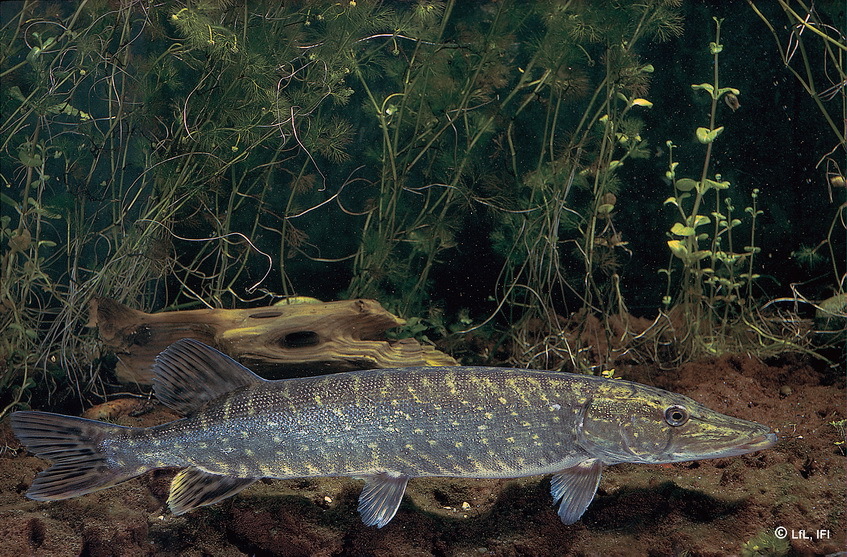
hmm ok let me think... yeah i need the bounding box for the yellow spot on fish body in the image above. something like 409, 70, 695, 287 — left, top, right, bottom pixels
484, 412, 493, 419
314, 395, 322, 405
427, 440, 437, 446
444, 372, 458, 395
498, 397, 507, 405
477, 424, 489, 431
455, 442, 463, 448
506, 437, 515, 443
413, 428, 424, 434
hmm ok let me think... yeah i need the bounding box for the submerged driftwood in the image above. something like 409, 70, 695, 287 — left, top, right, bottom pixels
89, 297, 457, 385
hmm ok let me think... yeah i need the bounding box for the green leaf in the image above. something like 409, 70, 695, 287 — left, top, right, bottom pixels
692, 83, 715, 95
702, 178, 730, 190
696, 126, 724, 144
667, 239, 689, 259
663, 196, 678, 207
716, 87, 740, 99
630, 98, 653, 108
46, 102, 91, 121
0, 193, 19, 211
709, 42, 723, 55
671, 223, 695, 236
691, 214, 711, 227
665, 162, 679, 181
675, 178, 698, 192
8, 86, 27, 103
18, 145, 43, 167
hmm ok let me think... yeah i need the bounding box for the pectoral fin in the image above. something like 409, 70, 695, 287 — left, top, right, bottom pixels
357, 472, 410, 528
168, 467, 257, 515
550, 459, 604, 525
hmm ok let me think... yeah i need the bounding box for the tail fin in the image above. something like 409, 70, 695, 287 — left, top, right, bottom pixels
11, 411, 145, 501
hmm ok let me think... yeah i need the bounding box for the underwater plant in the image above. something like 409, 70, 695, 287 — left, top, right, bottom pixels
1, 1, 841, 417
647, 17, 817, 363
748, 0, 846, 320
0, 1, 399, 415
477, 0, 681, 370
740, 529, 790, 557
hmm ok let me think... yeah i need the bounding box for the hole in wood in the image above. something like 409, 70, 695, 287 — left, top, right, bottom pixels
281, 331, 320, 348
249, 310, 284, 319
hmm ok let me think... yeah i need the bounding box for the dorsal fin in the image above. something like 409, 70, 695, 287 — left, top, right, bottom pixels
152, 338, 265, 415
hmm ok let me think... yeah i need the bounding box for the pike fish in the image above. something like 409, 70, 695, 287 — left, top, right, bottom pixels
11, 339, 777, 527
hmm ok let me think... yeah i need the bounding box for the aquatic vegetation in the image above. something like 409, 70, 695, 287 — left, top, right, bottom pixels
656, 19, 762, 360
830, 419, 847, 456
740, 529, 790, 557
0, 1, 843, 417
0, 1, 381, 413
747, 0, 846, 313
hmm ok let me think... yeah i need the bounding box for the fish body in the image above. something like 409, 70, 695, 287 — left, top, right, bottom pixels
12, 339, 776, 527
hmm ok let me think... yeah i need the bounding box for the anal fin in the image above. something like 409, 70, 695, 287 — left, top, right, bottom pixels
550, 459, 604, 525
357, 472, 410, 528
168, 467, 257, 515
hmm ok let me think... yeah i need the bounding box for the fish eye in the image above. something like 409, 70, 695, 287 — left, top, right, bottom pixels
664, 405, 689, 426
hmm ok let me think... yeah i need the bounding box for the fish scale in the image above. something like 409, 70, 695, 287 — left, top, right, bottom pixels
133, 369, 584, 480
11, 339, 777, 527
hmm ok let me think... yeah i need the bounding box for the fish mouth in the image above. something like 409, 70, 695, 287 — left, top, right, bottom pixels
667, 429, 778, 461
738, 432, 778, 451
702, 431, 778, 459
